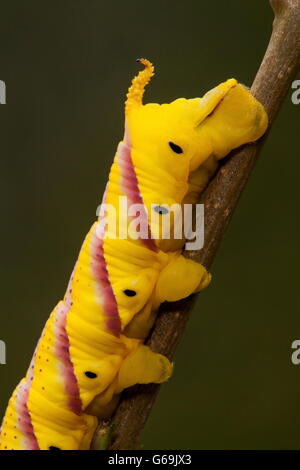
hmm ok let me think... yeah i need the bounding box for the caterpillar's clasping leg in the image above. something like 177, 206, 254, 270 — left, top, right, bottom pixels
155, 254, 211, 303
115, 344, 173, 393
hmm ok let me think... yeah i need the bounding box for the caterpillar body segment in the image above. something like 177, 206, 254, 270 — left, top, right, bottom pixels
0, 59, 268, 450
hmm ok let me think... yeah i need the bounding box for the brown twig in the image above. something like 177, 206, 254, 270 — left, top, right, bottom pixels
93, 0, 300, 450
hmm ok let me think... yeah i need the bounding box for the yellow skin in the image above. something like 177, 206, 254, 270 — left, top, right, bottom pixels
0, 60, 268, 450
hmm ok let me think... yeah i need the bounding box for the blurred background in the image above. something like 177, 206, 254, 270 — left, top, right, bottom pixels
0, 0, 299, 449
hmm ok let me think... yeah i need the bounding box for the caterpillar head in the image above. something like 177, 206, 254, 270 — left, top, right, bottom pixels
124, 59, 268, 179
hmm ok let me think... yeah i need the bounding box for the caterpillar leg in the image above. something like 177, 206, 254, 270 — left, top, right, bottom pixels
86, 380, 120, 419
115, 344, 173, 393
86, 344, 172, 418
155, 254, 211, 304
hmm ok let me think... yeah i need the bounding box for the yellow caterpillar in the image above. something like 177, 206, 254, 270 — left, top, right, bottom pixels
0, 59, 268, 450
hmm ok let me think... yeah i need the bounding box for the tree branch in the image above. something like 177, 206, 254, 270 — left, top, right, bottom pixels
93, 0, 300, 450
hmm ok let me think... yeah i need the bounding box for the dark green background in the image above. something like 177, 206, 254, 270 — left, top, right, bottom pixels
0, 0, 299, 449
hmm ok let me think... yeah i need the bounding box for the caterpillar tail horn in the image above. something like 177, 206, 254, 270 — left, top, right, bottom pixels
125, 58, 154, 114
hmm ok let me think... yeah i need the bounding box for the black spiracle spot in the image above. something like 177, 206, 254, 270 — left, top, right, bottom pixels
123, 289, 136, 297
168, 141, 183, 154
85, 371, 97, 379
49, 446, 61, 451
154, 205, 169, 215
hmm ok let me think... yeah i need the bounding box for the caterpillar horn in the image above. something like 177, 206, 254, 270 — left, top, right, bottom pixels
125, 58, 154, 114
